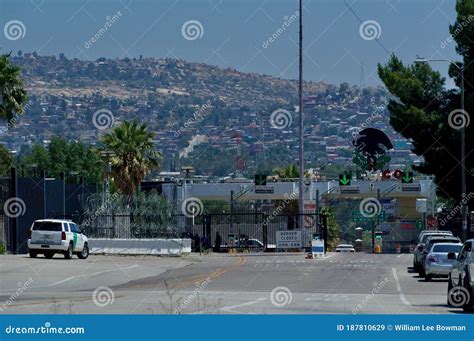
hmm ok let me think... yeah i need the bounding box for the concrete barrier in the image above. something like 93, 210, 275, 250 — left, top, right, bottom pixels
89, 238, 191, 256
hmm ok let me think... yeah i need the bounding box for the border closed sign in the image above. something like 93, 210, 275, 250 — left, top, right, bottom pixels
276, 231, 302, 248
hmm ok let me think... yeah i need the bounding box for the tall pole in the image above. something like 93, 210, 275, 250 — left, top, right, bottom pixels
461, 66, 468, 240
298, 0, 304, 230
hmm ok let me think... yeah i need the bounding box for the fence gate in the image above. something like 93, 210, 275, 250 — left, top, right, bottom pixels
205, 213, 265, 250
202, 212, 320, 252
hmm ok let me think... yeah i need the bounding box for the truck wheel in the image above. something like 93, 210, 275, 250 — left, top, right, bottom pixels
64, 243, 74, 259
29, 251, 37, 258
419, 266, 426, 277
78, 243, 89, 259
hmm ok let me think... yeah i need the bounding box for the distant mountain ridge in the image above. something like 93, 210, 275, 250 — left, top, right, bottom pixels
12, 53, 332, 105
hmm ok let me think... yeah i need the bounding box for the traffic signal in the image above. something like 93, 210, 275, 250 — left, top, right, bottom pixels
338, 173, 351, 186
401, 171, 413, 184
254, 174, 267, 186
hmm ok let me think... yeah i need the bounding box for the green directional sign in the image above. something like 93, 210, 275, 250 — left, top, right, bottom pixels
254, 174, 267, 186
401, 171, 413, 184
339, 173, 351, 186
352, 210, 386, 222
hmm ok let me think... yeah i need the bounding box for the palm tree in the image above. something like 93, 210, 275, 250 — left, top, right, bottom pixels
0, 54, 27, 124
101, 120, 161, 195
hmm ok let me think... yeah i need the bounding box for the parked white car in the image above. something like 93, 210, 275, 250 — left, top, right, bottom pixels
27, 219, 89, 259
335, 244, 355, 252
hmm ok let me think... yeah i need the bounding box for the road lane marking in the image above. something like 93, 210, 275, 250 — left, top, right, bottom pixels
220, 297, 267, 313
0, 264, 141, 292
157, 256, 246, 290
392, 267, 411, 306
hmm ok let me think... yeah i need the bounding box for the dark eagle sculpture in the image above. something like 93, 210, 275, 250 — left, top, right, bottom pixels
353, 128, 393, 171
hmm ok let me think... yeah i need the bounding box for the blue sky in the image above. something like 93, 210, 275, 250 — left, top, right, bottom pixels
0, 0, 459, 87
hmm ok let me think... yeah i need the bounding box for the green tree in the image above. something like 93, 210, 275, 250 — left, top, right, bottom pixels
0, 144, 13, 176
20, 144, 50, 176
0, 54, 28, 124
48, 138, 68, 177
321, 207, 340, 250
377, 1, 473, 202
101, 120, 161, 195
273, 164, 299, 179
19, 139, 102, 184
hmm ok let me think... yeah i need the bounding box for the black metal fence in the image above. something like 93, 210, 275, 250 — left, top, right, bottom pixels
1, 169, 97, 254
79, 211, 320, 253
80, 213, 187, 239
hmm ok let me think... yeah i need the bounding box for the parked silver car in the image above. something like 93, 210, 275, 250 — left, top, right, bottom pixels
418, 235, 461, 277
413, 230, 453, 271
423, 242, 462, 281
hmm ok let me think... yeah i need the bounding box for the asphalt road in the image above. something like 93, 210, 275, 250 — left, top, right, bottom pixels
0, 252, 465, 314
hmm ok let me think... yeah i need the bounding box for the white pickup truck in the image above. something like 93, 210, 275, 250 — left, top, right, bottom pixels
27, 219, 89, 259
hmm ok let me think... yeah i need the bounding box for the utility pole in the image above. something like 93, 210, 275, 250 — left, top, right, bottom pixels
298, 0, 305, 230
315, 189, 319, 231
460, 65, 468, 240
230, 190, 234, 232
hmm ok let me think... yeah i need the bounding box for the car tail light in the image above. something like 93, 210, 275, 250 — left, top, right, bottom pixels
61, 231, 66, 240
28, 230, 31, 239
427, 255, 438, 263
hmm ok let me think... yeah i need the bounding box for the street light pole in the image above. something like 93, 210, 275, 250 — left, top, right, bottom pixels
460, 65, 468, 239
415, 58, 468, 239
298, 0, 305, 230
